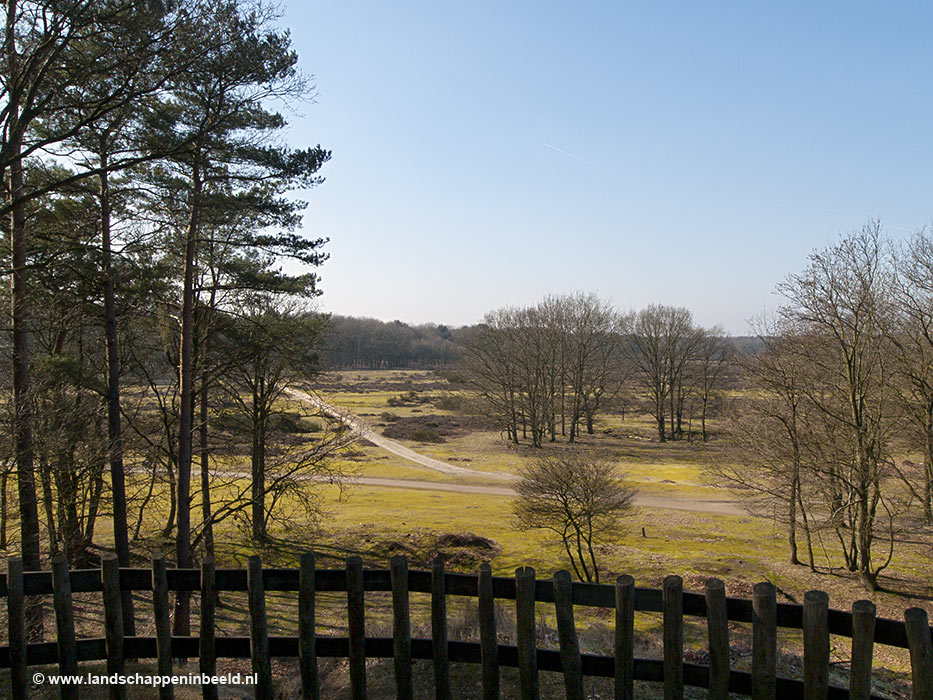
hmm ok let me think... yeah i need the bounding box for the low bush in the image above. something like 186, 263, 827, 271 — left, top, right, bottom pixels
407, 427, 443, 443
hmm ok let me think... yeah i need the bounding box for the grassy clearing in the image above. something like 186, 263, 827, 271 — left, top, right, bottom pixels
1, 368, 927, 699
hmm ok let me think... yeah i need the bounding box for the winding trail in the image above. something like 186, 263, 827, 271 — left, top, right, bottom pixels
286, 387, 509, 478
286, 386, 745, 516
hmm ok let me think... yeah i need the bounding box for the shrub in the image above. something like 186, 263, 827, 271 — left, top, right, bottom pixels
407, 427, 443, 443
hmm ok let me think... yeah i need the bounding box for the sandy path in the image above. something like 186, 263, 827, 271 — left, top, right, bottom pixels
351, 476, 744, 515
285, 387, 510, 479
287, 386, 744, 516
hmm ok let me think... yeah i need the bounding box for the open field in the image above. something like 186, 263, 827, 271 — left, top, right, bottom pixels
2, 368, 930, 699
299, 370, 933, 617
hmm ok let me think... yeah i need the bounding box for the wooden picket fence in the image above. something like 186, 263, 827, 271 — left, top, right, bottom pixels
1, 552, 932, 700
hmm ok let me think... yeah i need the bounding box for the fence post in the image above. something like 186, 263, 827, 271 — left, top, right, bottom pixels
151, 553, 174, 700
849, 600, 876, 700
553, 570, 584, 700
7, 557, 27, 700
51, 554, 79, 700
431, 557, 451, 700
390, 555, 413, 700
752, 581, 777, 700
478, 562, 500, 700
299, 552, 319, 700
663, 575, 684, 700
346, 556, 367, 700
705, 577, 729, 700
515, 566, 539, 700
101, 554, 127, 700
803, 590, 829, 700
615, 574, 635, 700
199, 557, 218, 700
247, 556, 273, 700
905, 607, 933, 700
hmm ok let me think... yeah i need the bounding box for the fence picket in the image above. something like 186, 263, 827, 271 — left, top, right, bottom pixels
431, 557, 451, 700
663, 575, 684, 700
515, 566, 539, 700
247, 556, 273, 700
553, 570, 585, 700
390, 555, 413, 700
478, 562, 500, 700
803, 590, 830, 700
346, 556, 367, 700
150, 553, 174, 700
199, 557, 218, 700
51, 554, 78, 700
614, 574, 635, 700
850, 600, 876, 700
752, 581, 777, 700
6, 557, 27, 700
905, 607, 933, 700
299, 552, 319, 700
705, 577, 729, 700
101, 554, 126, 700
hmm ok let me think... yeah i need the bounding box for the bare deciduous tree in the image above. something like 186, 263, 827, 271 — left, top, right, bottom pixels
511, 451, 636, 582
777, 223, 897, 590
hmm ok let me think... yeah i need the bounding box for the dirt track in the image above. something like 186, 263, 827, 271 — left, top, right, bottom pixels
287, 386, 745, 516
351, 476, 744, 515
286, 387, 509, 478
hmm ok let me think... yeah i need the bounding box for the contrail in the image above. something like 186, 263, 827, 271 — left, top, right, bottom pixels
543, 142, 617, 177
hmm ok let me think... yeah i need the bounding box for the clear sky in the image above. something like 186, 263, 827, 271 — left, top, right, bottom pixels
280, 2, 933, 333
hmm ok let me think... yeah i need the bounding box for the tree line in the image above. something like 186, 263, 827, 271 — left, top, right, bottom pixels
460, 293, 731, 447
321, 316, 460, 369
1, 0, 345, 636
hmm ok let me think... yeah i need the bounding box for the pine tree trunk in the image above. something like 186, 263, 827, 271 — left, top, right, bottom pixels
174, 164, 201, 636
7, 97, 43, 636
99, 146, 136, 632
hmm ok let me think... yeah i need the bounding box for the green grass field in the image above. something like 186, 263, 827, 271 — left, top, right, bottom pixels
1, 368, 928, 699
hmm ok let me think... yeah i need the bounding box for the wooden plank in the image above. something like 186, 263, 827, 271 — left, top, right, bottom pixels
752, 581, 777, 700
705, 577, 729, 700
614, 574, 634, 700
390, 555, 413, 700
7, 558, 28, 700
553, 570, 584, 700
850, 600, 876, 700
247, 556, 273, 700
299, 552, 319, 700
151, 553, 174, 700
101, 554, 127, 700
515, 566, 539, 700
51, 553, 79, 700
346, 556, 367, 700
663, 575, 684, 700
803, 590, 829, 700
478, 562, 500, 700
431, 557, 451, 700
199, 557, 218, 700
905, 607, 933, 700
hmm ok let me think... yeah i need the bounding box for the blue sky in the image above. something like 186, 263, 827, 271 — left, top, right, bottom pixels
280, 2, 933, 333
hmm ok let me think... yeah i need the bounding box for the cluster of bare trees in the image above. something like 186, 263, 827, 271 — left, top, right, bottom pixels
626, 305, 730, 442
463, 294, 730, 446
719, 222, 933, 590
1, 0, 348, 635
462, 294, 626, 447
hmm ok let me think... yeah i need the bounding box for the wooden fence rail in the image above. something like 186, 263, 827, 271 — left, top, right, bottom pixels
1, 553, 932, 700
